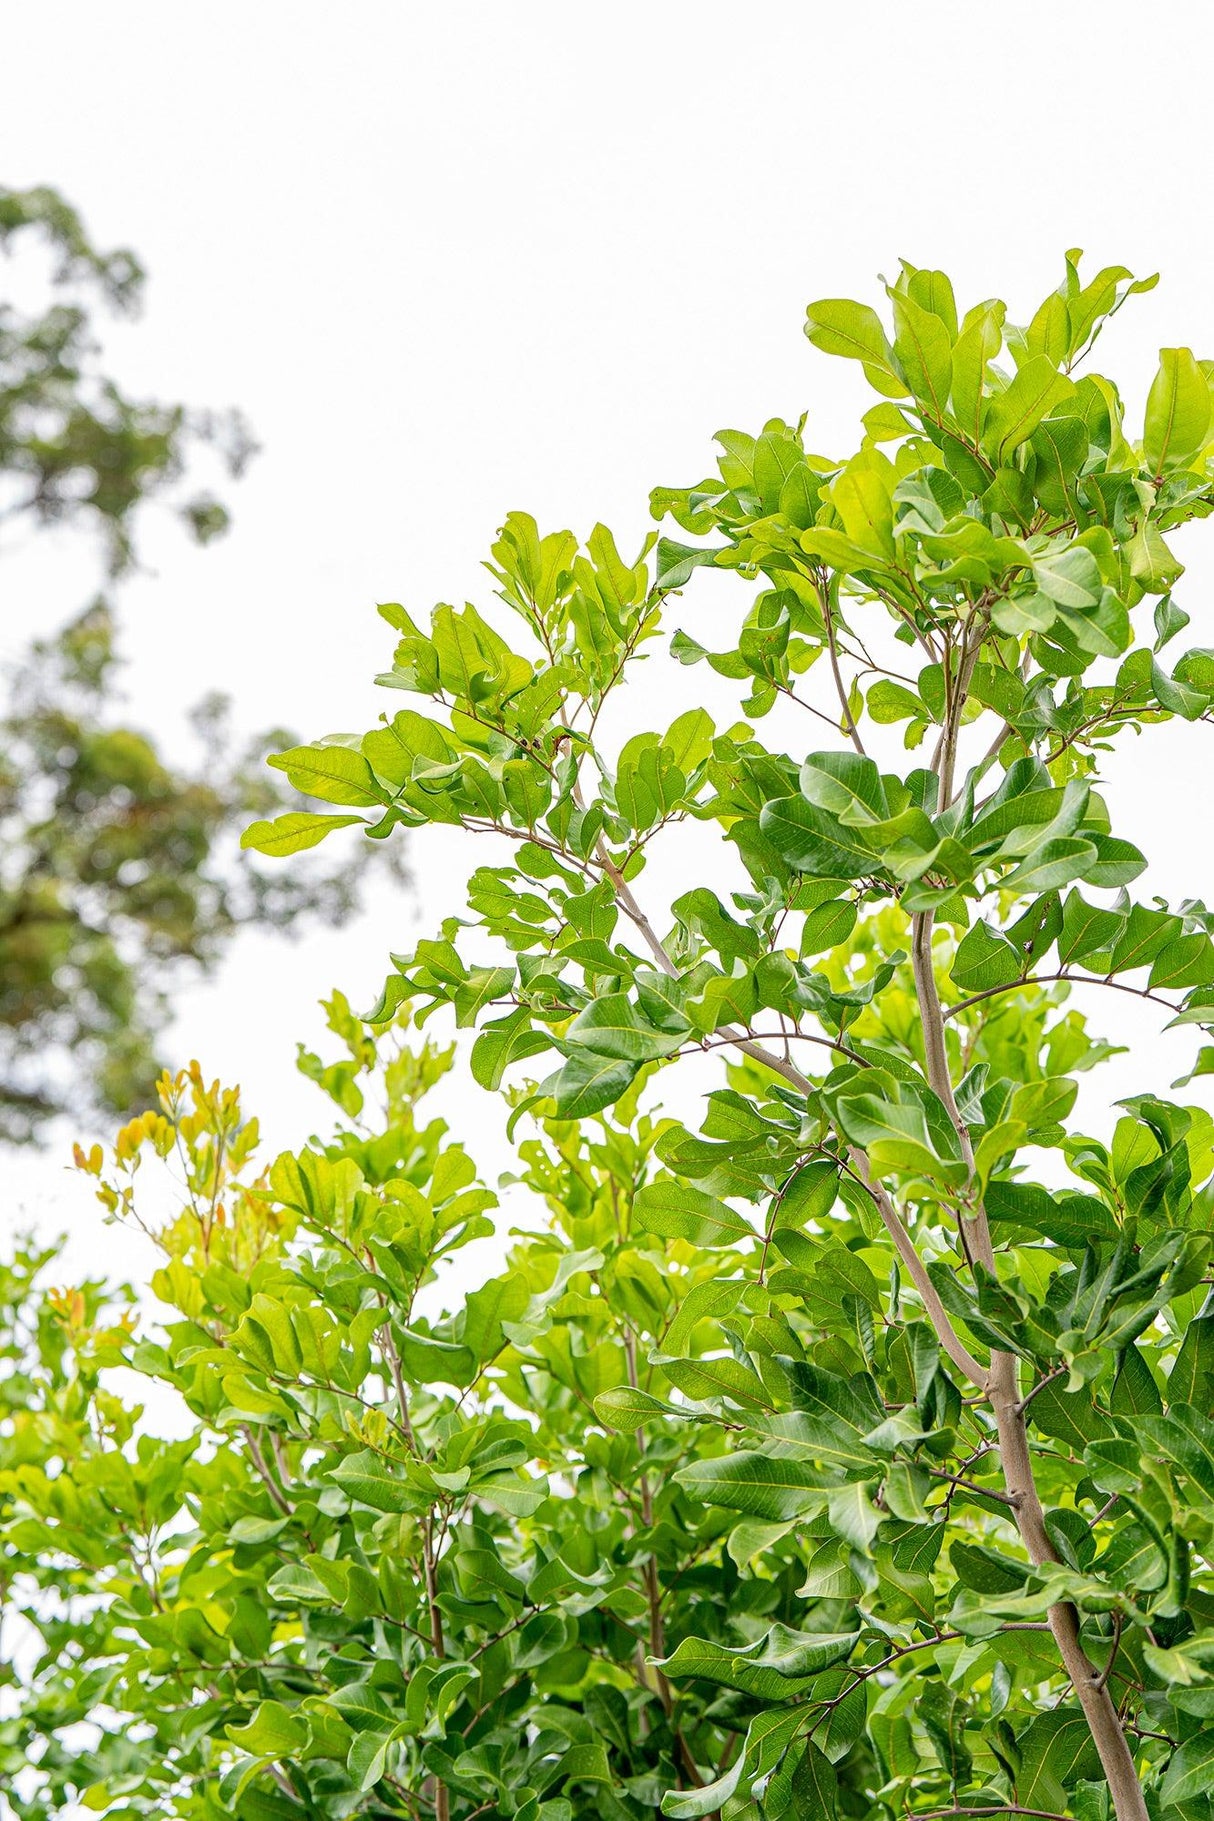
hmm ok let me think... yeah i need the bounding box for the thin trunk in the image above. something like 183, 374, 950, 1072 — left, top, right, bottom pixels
911, 646, 1146, 1817
423, 1514, 449, 1821
624, 1328, 674, 1717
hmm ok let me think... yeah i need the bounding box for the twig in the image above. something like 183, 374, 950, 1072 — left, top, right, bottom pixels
1094, 1612, 1124, 1692
927, 1467, 1019, 1507
241, 1426, 292, 1516
910, 1809, 1070, 1820
1016, 1366, 1066, 1417
819, 572, 866, 755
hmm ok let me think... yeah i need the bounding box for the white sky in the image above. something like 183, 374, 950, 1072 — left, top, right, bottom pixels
3, 1, 1214, 1301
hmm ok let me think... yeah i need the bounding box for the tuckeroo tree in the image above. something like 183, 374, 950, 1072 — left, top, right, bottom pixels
6, 252, 1214, 1820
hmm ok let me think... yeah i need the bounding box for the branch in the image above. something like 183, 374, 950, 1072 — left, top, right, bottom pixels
422, 1510, 449, 1821
1016, 1366, 1066, 1416
928, 1467, 1019, 1507
844, 1151, 987, 1390
1094, 1611, 1124, 1692
241, 1426, 292, 1516
691, 1028, 864, 1066
819, 571, 866, 755
910, 1809, 1071, 1820
944, 970, 1180, 1022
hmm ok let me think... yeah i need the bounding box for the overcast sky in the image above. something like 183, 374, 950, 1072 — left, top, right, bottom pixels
4, 2, 1214, 1298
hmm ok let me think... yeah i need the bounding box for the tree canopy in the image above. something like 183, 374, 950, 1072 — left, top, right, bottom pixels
7, 252, 1214, 1819
0, 186, 399, 1140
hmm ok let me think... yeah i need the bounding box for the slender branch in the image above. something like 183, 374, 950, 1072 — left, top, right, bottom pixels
1095, 1612, 1124, 1692
845, 1151, 987, 1390
591, 839, 679, 979
944, 971, 1179, 1022
1016, 1366, 1066, 1417
910, 1809, 1070, 1820
579, 709, 1139, 1811
623, 1328, 674, 1719
423, 1510, 450, 1821
592, 836, 841, 1101
927, 1467, 1019, 1507
241, 1426, 292, 1516
817, 569, 866, 755
379, 1314, 418, 1454
691, 1027, 864, 1066
778, 680, 850, 733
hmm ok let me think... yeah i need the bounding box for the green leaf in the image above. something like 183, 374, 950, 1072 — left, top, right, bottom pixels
328, 1450, 418, 1513
826, 1480, 881, 1550
951, 1540, 1029, 1594
984, 354, 1071, 458
559, 1743, 613, 1789
241, 811, 364, 856
632, 1179, 755, 1248
462, 1273, 530, 1361
1139, 1405, 1214, 1496
661, 1761, 743, 1818
267, 742, 386, 807
866, 679, 924, 724
565, 993, 683, 1062
1150, 934, 1214, 991
1170, 1307, 1214, 1407
470, 1007, 550, 1091
226, 1700, 310, 1756
661, 1286, 747, 1364
891, 290, 953, 420
1059, 892, 1125, 967
654, 1351, 775, 1410
674, 1452, 834, 1522
798, 751, 888, 822
543, 1051, 640, 1118
656, 1624, 858, 1700
265, 1562, 332, 1603
759, 795, 878, 879
1143, 347, 1211, 474
787, 1739, 839, 1819
951, 920, 1021, 994
1033, 544, 1103, 610
592, 1386, 683, 1430
800, 898, 857, 955
804, 297, 906, 396
1160, 1728, 1214, 1806
655, 538, 718, 591
999, 836, 1098, 893
834, 1084, 965, 1184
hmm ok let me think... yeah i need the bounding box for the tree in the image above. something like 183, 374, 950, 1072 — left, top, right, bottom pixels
0, 187, 399, 1140
6, 251, 1214, 1818
0, 183, 251, 566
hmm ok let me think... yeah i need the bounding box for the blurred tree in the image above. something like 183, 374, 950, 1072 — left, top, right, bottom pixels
0, 186, 401, 1142
0, 183, 253, 566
